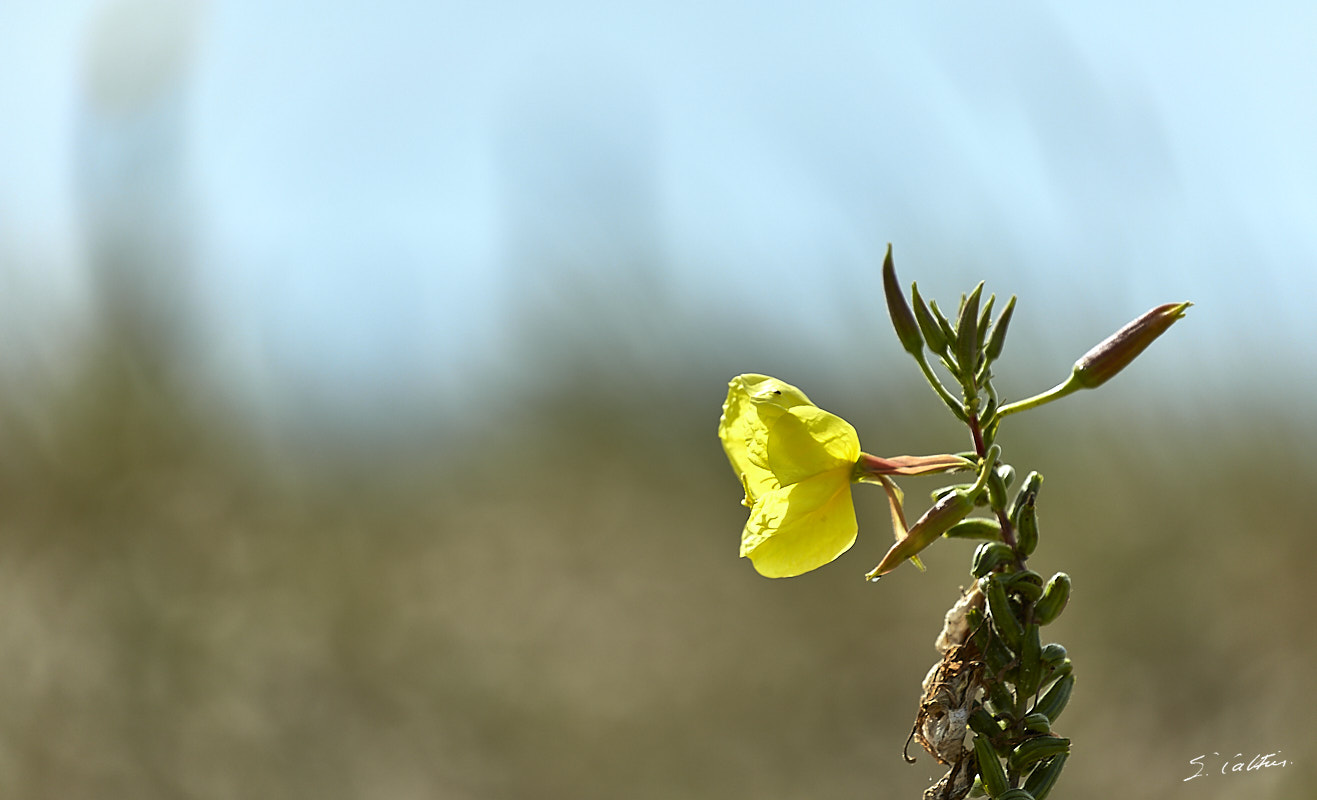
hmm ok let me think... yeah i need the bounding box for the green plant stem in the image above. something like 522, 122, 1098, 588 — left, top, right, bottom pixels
913, 351, 968, 422
996, 374, 1082, 418
968, 411, 1018, 553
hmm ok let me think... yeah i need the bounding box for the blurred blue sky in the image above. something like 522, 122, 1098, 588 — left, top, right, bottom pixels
2, 0, 1315, 427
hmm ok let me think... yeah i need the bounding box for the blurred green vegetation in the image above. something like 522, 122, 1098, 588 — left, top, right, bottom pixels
0, 317, 1313, 800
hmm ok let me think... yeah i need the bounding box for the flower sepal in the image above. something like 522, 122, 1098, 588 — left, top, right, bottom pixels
865, 446, 998, 580
854, 453, 974, 480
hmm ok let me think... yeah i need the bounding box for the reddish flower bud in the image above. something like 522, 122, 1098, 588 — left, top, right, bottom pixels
866, 488, 975, 579
1071, 302, 1191, 389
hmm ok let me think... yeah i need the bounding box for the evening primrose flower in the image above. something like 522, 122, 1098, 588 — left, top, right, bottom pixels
719, 374, 970, 578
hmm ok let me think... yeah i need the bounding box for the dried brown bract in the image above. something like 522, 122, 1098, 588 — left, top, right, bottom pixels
906, 585, 986, 799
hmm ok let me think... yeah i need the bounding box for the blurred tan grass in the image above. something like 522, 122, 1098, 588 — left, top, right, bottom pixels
0, 333, 1313, 800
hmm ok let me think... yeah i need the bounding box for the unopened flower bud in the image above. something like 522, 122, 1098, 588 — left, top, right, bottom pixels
911, 283, 947, 355
984, 295, 1016, 363
997, 301, 1192, 419
954, 282, 984, 376
866, 487, 975, 579
867, 446, 996, 579
1071, 302, 1192, 389
882, 244, 924, 356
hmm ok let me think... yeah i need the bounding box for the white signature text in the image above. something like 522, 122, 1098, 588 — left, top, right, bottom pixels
1184, 751, 1290, 782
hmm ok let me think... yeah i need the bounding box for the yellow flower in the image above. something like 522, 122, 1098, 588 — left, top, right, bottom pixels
719, 374, 975, 579
718, 374, 861, 578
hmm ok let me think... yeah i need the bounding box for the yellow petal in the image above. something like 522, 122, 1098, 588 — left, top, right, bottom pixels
740, 468, 857, 578
718, 374, 815, 502
764, 405, 861, 487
